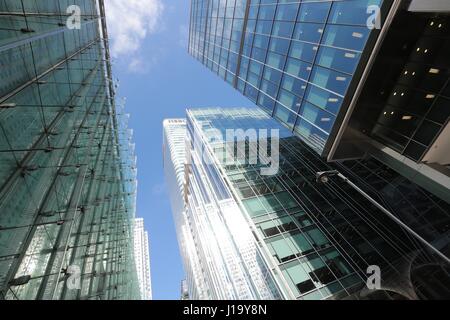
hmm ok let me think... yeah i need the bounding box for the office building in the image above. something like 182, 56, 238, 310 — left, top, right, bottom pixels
0, 0, 141, 299
165, 107, 450, 299
134, 218, 152, 300
188, 0, 450, 203
164, 117, 283, 300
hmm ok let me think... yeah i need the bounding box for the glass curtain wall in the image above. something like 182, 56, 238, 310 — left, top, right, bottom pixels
187, 107, 450, 300
0, 0, 140, 300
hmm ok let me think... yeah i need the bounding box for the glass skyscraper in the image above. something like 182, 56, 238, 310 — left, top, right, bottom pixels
164, 108, 450, 300
189, 0, 391, 154
188, 0, 450, 161
187, 0, 450, 296
0, 1, 141, 300
164, 118, 283, 300
188, 0, 449, 201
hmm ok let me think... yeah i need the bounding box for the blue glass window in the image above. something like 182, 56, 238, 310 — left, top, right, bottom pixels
258, 93, 276, 113
256, 20, 273, 35
258, 4, 277, 20
269, 37, 290, 56
263, 66, 282, 84
304, 86, 342, 115
252, 47, 267, 62
285, 57, 312, 80
289, 41, 317, 62
293, 23, 323, 44
328, 0, 383, 26
254, 34, 270, 50
274, 104, 297, 129
275, 4, 299, 21
299, 102, 336, 133
322, 25, 370, 51
278, 89, 301, 111
266, 51, 286, 69
294, 118, 329, 151
310, 66, 351, 96
298, 2, 332, 23
261, 79, 279, 98
281, 74, 307, 100
272, 21, 294, 38
316, 47, 361, 75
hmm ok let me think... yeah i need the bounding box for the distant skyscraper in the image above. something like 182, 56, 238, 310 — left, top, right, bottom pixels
0, 0, 141, 299
188, 0, 450, 204
134, 218, 152, 300
165, 107, 450, 300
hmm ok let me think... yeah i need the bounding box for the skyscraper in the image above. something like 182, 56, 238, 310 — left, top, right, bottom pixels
164, 118, 283, 300
165, 107, 450, 300
188, 0, 450, 203
187, 0, 450, 293
134, 218, 152, 300
0, 1, 141, 299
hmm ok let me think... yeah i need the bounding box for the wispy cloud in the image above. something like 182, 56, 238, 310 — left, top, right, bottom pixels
105, 0, 164, 71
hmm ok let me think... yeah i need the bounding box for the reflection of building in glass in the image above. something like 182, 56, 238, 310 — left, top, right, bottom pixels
0, 1, 141, 299
188, 0, 450, 209
165, 107, 450, 300
134, 218, 152, 300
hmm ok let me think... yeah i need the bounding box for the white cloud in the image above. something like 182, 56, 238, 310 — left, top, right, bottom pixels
105, 0, 164, 70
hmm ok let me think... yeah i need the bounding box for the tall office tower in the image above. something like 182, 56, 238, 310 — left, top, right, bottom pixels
164, 118, 283, 300
166, 107, 450, 300
0, 1, 141, 299
180, 280, 190, 300
133, 218, 152, 300
188, 0, 450, 285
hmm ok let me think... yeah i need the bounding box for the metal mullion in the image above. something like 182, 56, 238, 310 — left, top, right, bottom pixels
84, 134, 116, 299
0, 60, 101, 208
37, 88, 108, 300
233, 0, 251, 88
281, 137, 411, 273
0, 82, 101, 297
59, 117, 111, 299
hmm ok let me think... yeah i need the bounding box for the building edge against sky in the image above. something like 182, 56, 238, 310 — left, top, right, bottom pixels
0, 0, 150, 300
163, 108, 450, 300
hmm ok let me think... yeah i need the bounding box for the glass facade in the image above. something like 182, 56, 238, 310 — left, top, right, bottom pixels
164, 118, 283, 300
170, 107, 450, 300
0, 1, 141, 300
188, 0, 393, 154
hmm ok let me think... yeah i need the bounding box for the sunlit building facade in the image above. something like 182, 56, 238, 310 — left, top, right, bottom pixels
188, 0, 450, 205
0, 0, 141, 300
134, 218, 152, 300
166, 107, 450, 300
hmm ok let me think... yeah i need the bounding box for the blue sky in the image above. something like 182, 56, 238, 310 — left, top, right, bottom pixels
105, 1, 254, 299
